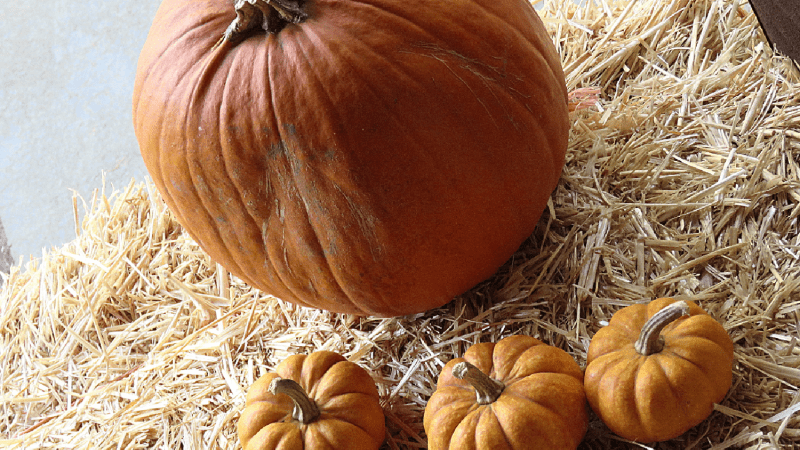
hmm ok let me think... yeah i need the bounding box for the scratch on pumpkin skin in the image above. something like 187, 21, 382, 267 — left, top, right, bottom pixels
262, 143, 340, 305
417, 51, 498, 129
195, 174, 211, 194
333, 184, 382, 263
281, 228, 292, 277
410, 43, 532, 132
261, 156, 293, 295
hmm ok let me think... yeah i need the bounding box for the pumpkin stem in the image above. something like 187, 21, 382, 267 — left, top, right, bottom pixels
634, 300, 691, 355
223, 0, 307, 42
268, 377, 321, 425
452, 361, 505, 405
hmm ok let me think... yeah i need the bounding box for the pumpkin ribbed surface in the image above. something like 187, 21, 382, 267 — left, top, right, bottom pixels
237, 351, 385, 449
584, 298, 735, 442
133, 0, 568, 315
423, 335, 588, 449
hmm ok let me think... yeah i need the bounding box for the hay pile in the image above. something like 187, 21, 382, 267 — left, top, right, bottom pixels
2, 0, 800, 448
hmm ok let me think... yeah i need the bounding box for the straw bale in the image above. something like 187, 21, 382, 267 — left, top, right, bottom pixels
2, 0, 800, 448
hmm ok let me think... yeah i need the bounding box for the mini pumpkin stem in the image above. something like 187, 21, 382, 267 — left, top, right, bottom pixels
268, 377, 321, 424
223, 0, 307, 42
452, 361, 505, 405
634, 300, 691, 355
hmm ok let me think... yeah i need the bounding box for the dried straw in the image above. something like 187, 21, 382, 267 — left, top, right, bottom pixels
2, 0, 800, 448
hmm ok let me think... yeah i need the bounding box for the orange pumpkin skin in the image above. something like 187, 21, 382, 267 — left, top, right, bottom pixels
584, 298, 735, 443
132, 0, 569, 316
237, 351, 385, 449
423, 335, 588, 450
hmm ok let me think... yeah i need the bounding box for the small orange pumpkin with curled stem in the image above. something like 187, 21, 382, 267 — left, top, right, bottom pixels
237, 351, 385, 449
584, 298, 735, 443
423, 335, 588, 449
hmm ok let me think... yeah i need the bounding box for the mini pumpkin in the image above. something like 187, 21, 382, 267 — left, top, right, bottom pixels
584, 298, 735, 443
133, 0, 569, 316
423, 335, 588, 449
237, 351, 385, 449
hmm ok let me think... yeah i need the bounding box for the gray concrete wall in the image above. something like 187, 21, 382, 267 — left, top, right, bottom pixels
0, 217, 12, 277
0, 0, 162, 265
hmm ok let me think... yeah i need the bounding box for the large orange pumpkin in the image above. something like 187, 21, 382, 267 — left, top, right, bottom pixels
133, 0, 569, 316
